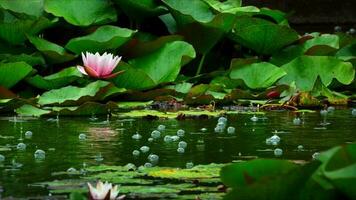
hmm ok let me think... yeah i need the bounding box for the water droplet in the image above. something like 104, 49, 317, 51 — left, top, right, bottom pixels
164, 135, 173, 142
274, 148, 283, 157
16, 143, 26, 150
78, 133, 87, 140
132, 150, 140, 156
25, 131, 33, 138
218, 117, 227, 124
312, 152, 320, 160
186, 162, 194, 169
266, 134, 280, 145
200, 128, 207, 132
177, 129, 185, 137
293, 117, 301, 125
178, 141, 187, 149
320, 110, 328, 116
171, 135, 180, 141
144, 162, 153, 168
94, 153, 104, 162
227, 126, 235, 134
327, 106, 335, 112
177, 147, 185, 153
148, 154, 159, 163
217, 122, 226, 129
125, 163, 136, 171
0, 154, 5, 162
352, 109, 356, 116
151, 130, 161, 139
148, 137, 154, 142
140, 146, 150, 153
157, 124, 166, 131
132, 133, 142, 140
34, 149, 46, 160
214, 126, 223, 133
334, 25, 342, 32
297, 145, 304, 151
250, 115, 258, 122
67, 167, 77, 173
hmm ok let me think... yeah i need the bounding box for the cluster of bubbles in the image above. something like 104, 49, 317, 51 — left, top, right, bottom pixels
334, 26, 355, 35
213, 117, 235, 134
266, 134, 281, 146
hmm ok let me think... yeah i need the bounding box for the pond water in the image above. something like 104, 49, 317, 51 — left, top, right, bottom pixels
0, 109, 355, 198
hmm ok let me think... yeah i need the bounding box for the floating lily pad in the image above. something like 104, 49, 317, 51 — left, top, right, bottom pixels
0, 0, 44, 18
15, 104, 51, 117
0, 62, 33, 88
65, 25, 137, 54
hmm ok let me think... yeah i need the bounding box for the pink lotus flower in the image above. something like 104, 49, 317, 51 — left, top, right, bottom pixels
77, 52, 124, 79
88, 180, 125, 200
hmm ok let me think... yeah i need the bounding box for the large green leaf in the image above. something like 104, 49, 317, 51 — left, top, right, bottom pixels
279, 56, 355, 91
230, 62, 286, 89
112, 0, 167, 21
44, 0, 117, 26
229, 16, 299, 55
0, 53, 45, 67
0, 15, 55, 45
0, 62, 32, 88
112, 41, 195, 90
28, 36, 76, 64
65, 25, 137, 54
203, 0, 259, 15
26, 67, 82, 90
37, 80, 110, 105
0, 0, 44, 18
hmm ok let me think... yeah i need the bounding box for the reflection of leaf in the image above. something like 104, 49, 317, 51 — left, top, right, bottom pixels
26, 67, 82, 90
65, 25, 137, 54
28, 36, 76, 64
229, 16, 299, 55
44, 0, 117, 26
37, 80, 110, 105
279, 56, 355, 91
230, 62, 286, 89
0, 62, 32, 88
112, 41, 195, 90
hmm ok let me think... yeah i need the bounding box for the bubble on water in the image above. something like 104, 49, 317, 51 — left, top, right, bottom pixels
78, 133, 87, 140
164, 135, 173, 143
140, 146, 150, 153
34, 149, 46, 160
67, 167, 77, 173
312, 152, 320, 160
157, 124, 166, 131
214, 126, 223, 133
94, 153, 104, 162
132, 150, 140, 156
125, 163, 136, 171
178, 141, 187, 149
200, 128, 207, 132
293, 117, 301, 125
186, 162, 194, 169
266, 134, 280, 145
144, 162, 153, 168
171, 135, 180, 141
227, 126, 235, 134
177, 129, 185, 137
217, 122, 226, 129
138, 165, 145, 171
218, 117, 227, 124
132, 133, 142, 140
0, 154, 5, 162
16, 143, 26, 150
327, 106, 335, 112
334, 26, 342, 32
274, 148, 283, 157
250, 115, 258, 122
297, 145, 304, 151
25, 131, 33, 138
148, 154, 159, 163
349, 28, 355, 35
320, 110, 328, 116
148, 137, 154, 142
352, 109, 356, 116
177, 147, 185, 153
151, 130, 161, 139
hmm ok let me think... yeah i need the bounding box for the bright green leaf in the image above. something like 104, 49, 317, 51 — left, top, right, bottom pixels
0, 62, 32, 88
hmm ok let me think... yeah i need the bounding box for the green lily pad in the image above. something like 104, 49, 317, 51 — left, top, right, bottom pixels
112, 41, 195, 90
229, 16, 299, 55
44, 0, 117, 26
113, 0, 167, 21
117, 109, 225, 119
279, 56, 355, 91
15, 104, 51, 117
230, 62, 286, 89
65, 25, 137, 54
26, 67, 82, 90
117, 101, 154, 109
0, 0, 44, 18
37, 80, 110, 106
27, 36, 76, 64
0, 62, 33, 88
0, 53, 45, 68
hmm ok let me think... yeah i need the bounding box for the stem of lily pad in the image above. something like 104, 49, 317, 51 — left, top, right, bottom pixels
196, 54, 206, 76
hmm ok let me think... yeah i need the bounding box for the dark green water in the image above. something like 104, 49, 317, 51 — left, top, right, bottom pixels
0, 109, 355, 198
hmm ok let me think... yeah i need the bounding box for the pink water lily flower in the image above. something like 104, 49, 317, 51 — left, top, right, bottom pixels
88, 180, 125, 200
77, 52, 124, 79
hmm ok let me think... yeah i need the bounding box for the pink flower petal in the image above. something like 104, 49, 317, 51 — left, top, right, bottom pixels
76, 65, 88, 75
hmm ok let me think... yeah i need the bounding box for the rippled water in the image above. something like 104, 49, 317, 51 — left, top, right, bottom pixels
0, 109, 355, 198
